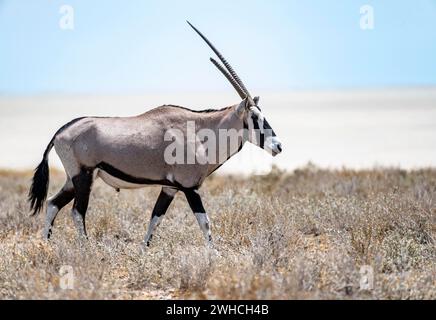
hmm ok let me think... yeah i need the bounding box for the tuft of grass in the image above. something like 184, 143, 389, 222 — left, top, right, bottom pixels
0, 166, 434, 299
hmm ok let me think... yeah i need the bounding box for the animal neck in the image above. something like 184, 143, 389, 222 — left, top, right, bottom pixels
199, 104, 246, 176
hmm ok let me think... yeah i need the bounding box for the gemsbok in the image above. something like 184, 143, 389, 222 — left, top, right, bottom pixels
28, 21, 283, 246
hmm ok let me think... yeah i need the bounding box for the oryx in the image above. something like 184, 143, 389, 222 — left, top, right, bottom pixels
28, 21, 282, 246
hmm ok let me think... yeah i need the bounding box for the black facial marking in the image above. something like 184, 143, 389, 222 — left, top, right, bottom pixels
251, 114, 265, 148
262, 118, 276, 136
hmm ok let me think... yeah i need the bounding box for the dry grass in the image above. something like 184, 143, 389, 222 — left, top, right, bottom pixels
0, 165, 435, 299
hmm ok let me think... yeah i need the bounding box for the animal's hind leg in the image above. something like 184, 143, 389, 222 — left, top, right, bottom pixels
71, 168, 94, 239
43, 178, 75, 240
144, 187, 178, 246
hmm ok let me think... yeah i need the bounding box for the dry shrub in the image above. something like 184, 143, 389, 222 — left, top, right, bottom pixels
0, 166, 434, 299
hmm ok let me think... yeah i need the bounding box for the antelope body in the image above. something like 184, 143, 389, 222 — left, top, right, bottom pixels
28, 22, 282, 246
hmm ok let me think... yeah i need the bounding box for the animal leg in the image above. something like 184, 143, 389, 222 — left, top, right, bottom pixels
71, 168, 94, 239
144, 187, 177, 246
43, 178, 75, 239
184, 189, 212, 246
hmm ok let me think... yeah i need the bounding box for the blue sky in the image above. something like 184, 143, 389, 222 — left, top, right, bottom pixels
1, 0, 436, 95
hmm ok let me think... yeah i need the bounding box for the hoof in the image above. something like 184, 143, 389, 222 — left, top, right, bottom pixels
42, 229, 52, 241
139, 243, 149, 254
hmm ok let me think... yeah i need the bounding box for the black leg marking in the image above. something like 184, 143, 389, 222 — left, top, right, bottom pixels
184, 189, 212, 244
44, 182, 75, 239
144, 188, 177, 246
184, 189, 205, 213
71, 168, 94, 238
153, 189, 175, 218
51, 185, 75, 210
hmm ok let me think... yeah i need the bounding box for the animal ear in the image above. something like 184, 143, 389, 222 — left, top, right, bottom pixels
253, 96, 260, 105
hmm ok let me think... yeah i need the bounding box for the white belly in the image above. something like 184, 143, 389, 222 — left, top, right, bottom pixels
97, 170, 147, 189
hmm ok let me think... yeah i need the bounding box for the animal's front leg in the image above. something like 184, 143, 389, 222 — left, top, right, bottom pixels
184, 189, 212, 246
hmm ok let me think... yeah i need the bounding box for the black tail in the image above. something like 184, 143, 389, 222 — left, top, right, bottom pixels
28, 117, 87, 216
28, 140, 54, 216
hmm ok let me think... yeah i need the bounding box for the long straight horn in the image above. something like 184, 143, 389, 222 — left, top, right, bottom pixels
187, 21, 252, 100
210, 58, 246, 99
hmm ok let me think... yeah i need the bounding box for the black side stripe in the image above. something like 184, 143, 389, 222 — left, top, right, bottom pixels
96, 162, 195, 191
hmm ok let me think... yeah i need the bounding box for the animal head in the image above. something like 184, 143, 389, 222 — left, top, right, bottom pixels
237, 97, 282, 156
188, 21, 283, 157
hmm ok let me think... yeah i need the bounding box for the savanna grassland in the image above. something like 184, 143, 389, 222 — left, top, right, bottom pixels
0, 165, 434, 299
